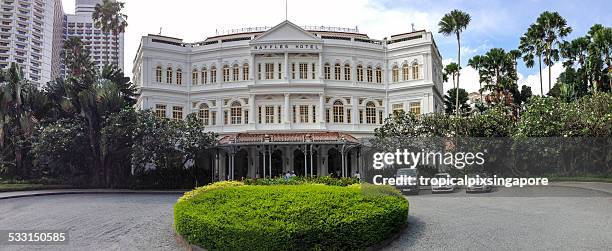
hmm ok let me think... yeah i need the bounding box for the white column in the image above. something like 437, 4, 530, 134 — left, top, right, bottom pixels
217, 59, 223, 84
284, 52, 289, 81
351, 96, 357, 125
284, 93, 290, 124
249, 94, 255, 124
318, 53, 323, 80
216, 97, 223, 125
250, 54, 255, 81
318, 93, 325, 123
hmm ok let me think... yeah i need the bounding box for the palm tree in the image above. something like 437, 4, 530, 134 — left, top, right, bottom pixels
467, 55, 484, 101
535, 11, 572, 91
444, 63, 460, 89
508, 49, 521, 86
439, 9, 471, 116
519, 24, 546, 95
52, 38, 135, 187
591, 27, 612, 91
0, 63, 35, 177
560, 37, 591, 92
469, 48, 517, 106
92, 0, 128, 67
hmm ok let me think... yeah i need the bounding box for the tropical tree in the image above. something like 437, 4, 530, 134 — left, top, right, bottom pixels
47, 38, 136, 187
560, 36, 591, 94
439, 9, 471, 116
589, 26, 612, 91
443, 63, 460, 89
468, 48, 518, 106
92, 0, 128, 67
535, 11, 573, 91
443, 88, 470, 115
520, 24, 546, 95
0, 63, 49, 178
508, 49, 522, 86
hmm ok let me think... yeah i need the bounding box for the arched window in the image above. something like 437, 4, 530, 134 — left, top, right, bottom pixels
402, 64, 409, 81
166, 67, 173, 83
366, 66, 373, 82
192, 69, 198, 85
344, 64, 351, 81
242, 63, 249, 81
155, 66, 162, 82
334, 63, 341, 80
223, 65, 230, 82
176, 69, 182, 85
356, 65, 364, 82
230, 101, 242, 124
412, 62, 419, 79
392, 65, 399, 82
333, 100, 344, 123
198, 104, 210, 125
232, 64, 239, 81
201, 67, 208, 84
323, 63, 331, 80
375, 66, 382, 83
366, 101, 376, 124
210, 66, 217, 83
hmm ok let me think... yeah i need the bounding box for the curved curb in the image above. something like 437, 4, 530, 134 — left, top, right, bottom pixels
366, 223, 409, 251
174, 230, 207, 251
0, 190, 186, 200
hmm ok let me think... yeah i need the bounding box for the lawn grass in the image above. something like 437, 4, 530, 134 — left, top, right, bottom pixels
0, 183, 71, 192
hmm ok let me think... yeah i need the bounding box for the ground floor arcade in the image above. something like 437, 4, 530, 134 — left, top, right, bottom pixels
214, 132, 363, 180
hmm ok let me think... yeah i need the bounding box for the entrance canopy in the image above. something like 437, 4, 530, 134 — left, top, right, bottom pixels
218, 132, 360, 146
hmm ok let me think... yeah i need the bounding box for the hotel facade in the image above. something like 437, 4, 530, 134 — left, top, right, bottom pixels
132, 21, 444, 181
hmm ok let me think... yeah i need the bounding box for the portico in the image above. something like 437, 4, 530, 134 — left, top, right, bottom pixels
215, 132, 361, 180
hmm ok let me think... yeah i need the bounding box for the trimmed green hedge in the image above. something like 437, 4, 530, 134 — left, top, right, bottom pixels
243, 176, 359, 186
174, 182, 408, 250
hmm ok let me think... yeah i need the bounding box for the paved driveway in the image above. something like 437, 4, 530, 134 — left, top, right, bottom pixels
0, 186, 610, 251
0, 194, 182, 251
384, 186, 612, 250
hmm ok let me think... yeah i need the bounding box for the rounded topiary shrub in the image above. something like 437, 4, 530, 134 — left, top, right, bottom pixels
174, 182, 408, 250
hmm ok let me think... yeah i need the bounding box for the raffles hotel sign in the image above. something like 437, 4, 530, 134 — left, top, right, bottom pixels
251, 43, 322, 52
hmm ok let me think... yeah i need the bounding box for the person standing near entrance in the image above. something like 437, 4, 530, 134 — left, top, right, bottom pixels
354, 171, 361, 181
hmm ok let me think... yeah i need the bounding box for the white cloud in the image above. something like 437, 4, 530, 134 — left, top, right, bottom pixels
441, 59, 482, 95
518, 63, 564, 96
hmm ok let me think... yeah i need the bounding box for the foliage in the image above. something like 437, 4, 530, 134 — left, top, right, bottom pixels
0, 63, 50, 178
243, 176, 359, 187
92, 0, 128, 36
31, 118, 94, 186
130, 111, 217, 189
443, 88, 470, 115
516, 93, 612, 137
174, 183, 408, 251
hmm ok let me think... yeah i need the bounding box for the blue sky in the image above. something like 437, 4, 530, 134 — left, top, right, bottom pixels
62, 0, 610, 94
374, 0, 611, 74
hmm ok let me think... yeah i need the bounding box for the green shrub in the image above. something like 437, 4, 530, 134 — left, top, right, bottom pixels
174, 183, 408, 250
243, 176, 359, 187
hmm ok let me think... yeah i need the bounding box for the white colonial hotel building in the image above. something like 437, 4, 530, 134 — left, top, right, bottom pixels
132, 21, 444, 181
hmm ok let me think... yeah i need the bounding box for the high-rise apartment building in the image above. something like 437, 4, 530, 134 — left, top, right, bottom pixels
65, 0, 125, 71
0, 0, 64, 85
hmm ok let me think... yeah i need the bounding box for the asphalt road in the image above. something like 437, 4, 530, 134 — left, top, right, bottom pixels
0, 186, 610, 251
